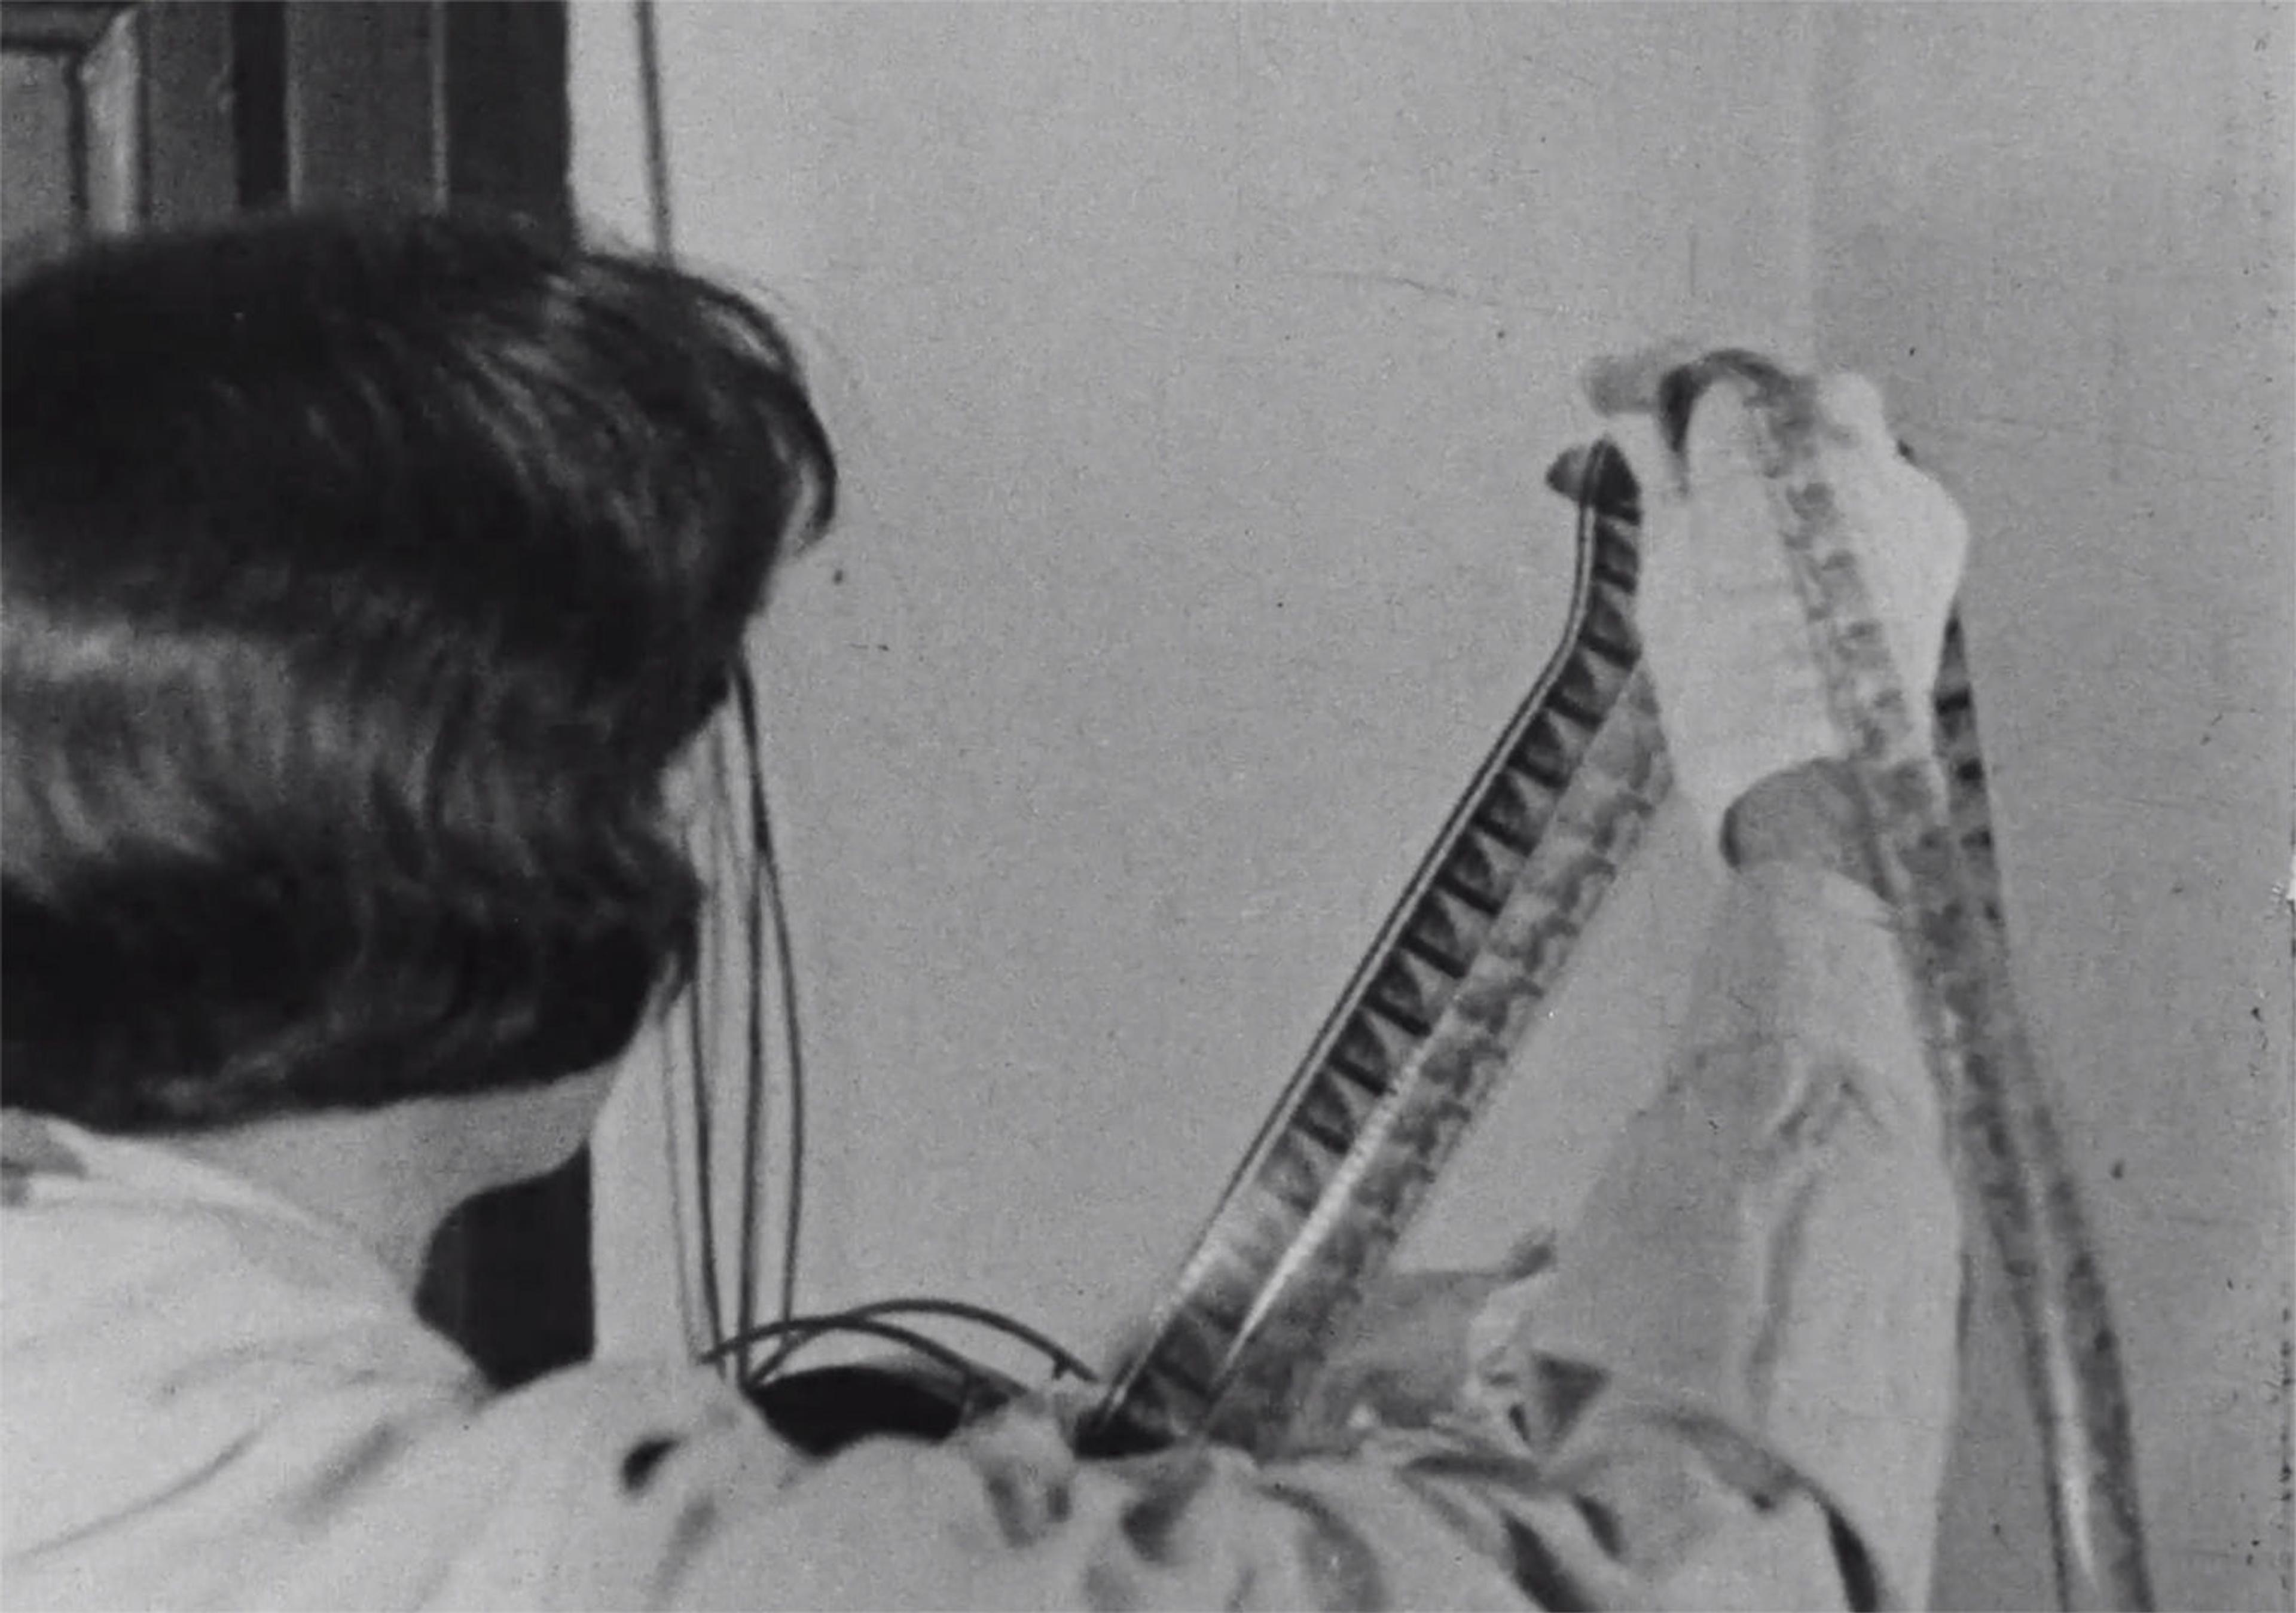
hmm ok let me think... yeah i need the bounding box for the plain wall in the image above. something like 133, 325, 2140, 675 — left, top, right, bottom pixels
571, 5, 2294, 1606
1810, 7, 2294, 1607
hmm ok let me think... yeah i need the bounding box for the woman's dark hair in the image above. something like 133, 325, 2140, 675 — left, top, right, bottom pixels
1, 212, 836, 1132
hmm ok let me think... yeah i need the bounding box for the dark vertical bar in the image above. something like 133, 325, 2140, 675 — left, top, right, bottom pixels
62, 47, 91, 228
230, 0, 287, 210
280, 0, 438, 210
141, 1, 240, 228
441, 0, 569, 234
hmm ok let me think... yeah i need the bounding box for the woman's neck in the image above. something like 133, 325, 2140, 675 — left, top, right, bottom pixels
166, 1071, 613, 1288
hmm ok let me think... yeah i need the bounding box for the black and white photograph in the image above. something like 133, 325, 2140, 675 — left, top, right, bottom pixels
2, 4, 2289, 1608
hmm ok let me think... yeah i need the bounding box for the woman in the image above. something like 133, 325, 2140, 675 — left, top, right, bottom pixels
2, 213, 1965, 1609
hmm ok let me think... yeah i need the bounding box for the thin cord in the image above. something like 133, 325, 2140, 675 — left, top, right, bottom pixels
719, 699, 754, 1377
703, 1297, 1100, 1384
638, 0, 731, 1367
729, 1317, 1008, 1392
636, 0, 799, 1376
832, 1298, 1095, 1381
634, 0, 674, 264
682, 860, 729, 1357
631, 0, 1084, 1406
651, 958, 705, 1351
729, 717, 765, 1380
734, 661, 808, 1328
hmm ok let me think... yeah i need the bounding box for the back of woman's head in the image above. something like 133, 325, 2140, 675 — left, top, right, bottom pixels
2, 212, 836, 1132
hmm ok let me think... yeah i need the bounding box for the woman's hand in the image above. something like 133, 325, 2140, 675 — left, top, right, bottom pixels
1583, 346, 1970, 862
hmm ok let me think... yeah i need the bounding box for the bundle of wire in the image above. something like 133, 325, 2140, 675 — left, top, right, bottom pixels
636, 0, 1092, 1430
